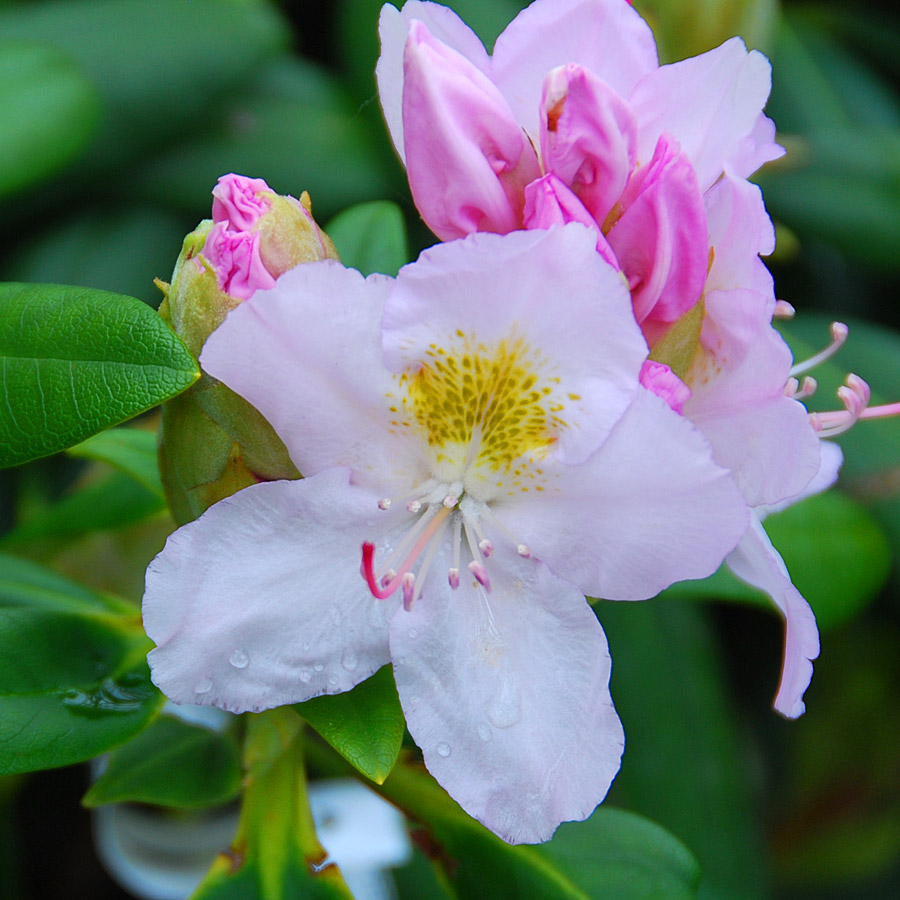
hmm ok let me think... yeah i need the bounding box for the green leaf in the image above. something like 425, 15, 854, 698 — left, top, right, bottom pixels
0, 556, 162, 775
317, 748, 699, 900
0, 41, 100, 197
0, 0, 288, 175
297, 665, 404, 785
192, 709, 354, 900
68, 427, 162, 497
83, 714, 241, 809
598, 601, 770, 900
326, 201, 409, 277
0, 283, 199, 469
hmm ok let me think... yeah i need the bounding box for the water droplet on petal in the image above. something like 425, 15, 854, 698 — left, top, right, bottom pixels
436, 742, 451, 758
194, 678, 212, 695
477, 722, 492, 742
408, 628, 418, 639
329, 675, 338, 686
313, 662, 325, 673
341, 648, 358, 672
486, 678, 521, 729
229, 649, 249, 669
299, 669, 312, 683
302, 642, 311, 652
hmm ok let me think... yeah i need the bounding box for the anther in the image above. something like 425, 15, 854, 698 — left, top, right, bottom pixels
406, 499, 422, 513
774, 300, 795, 319
478, 538, 494, 558
784, 376, 817, 400
468, 560, 492, 592
516, 544, 532, 559
790, 321, 849, 377
401, 573, 417, 610
448, 568, 460, 589
377, 498, 391, 511
442, 494, 459, 508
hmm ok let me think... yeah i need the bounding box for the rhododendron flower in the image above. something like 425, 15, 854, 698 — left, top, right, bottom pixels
377, 0, 783, 344
144, 225, 748, 844
377, 0, 830, 718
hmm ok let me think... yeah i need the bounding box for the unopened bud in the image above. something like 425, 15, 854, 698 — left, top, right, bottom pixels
157, 174, 338, 524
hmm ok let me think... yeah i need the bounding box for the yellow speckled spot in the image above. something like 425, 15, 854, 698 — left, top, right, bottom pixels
402, 332, 561, 476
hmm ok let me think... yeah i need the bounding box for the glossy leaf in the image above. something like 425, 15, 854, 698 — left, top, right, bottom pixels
297, 665, 404, 785
192, 709, 354, 900
68, 427, 163, 497
83, 714, 241, 810
598, 600, 769, 900
0, 283, 199, 469
323, 748, 700, 900
0, 555, 162, 775
326, 201, 409, 277
0, 41, 100, 197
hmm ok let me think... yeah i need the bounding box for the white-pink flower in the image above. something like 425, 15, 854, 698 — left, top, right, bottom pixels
377, 0, 828, 719
143, 225, 748, 843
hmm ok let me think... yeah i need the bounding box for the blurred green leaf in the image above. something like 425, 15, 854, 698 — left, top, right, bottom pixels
0, 471, 164, 548
131, 56, 396, 222
326, 201, 409, 276
297, 665, 404, 785
5, 206, 186, 307
68, 427, 162, 498
0, 41, 100, 198
0, 283, 199, 469
345, 751, 700, 900
192, 709, 354, 900
598, 601, 770, 900
0, 0, 289, 173
0, 556, 161, 775
83, 714, 241, 809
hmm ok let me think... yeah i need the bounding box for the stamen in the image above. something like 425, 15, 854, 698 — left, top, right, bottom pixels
377, 498, 391, 511
362, 505, 452, 600
448, 516, 462, 589
784, 376, 817, 400
774, 300, 796, 319
860, 400, 900, 422
790, 322, 849, 376
401, 572, 416, 610
448, 569, 460, 589
478, 538, 494, 558
407, 500, 422, 513
517, 544, 532, 559
409, 515, 449, 608
481, 507, 534, 562
810, 374, 871, 437
442, 494, 459, 508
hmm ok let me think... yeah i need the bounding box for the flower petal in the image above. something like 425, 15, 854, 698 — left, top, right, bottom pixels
726, 516, 820, 718
540, 64, 638, 227
377, 1, 491, 164
630, 38, 776, 192
499, 387, 749, 600
492, 0, 657, 142
144, 469, 401, 713
400, 20, 540, 240
201, 260, 425, 494
606, 134, 708, 343
382, 226, 647, 465
390, 542, 623, 844
686, 289, 821, 507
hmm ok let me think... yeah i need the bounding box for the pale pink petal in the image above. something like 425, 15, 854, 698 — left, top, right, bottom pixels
390, 542, 623, 844
499, 388, 748, 601
382, 227, 647, 466
705, 173, 775, 297
201, 222, 276, 300
201, 260, 425, 494
630, 38, 775, 192
211, 173, 272, 230
522, 174, 619, 267
726, 112, 785, 180
686, 289, 821, 507
144, 470, 401, 713
492, 0, 657, 142
760, 440, 843, 518
639, 360, 691, 413
606, 135, 708, 341
401, 20, 539, 240
726, 516, 819, 718
540, 64, 637, 227
377, 2, 491, 163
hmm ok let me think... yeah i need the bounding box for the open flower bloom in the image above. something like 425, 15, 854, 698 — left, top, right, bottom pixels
144, 225, 749, 843
378, 0, 829, 718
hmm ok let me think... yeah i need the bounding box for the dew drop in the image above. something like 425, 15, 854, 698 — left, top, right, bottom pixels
313, 663, 325, 673
477, 722, 493, 742
408, 628, 418, 639
329, 675, 339, 686
229, 648, 249, 669
194, 678, 213, 695
299, 669, 312, 683
486, 678, 521, 729
302, 642, 311, 652
341, 649, 358, 672
436, 742, 451, 758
